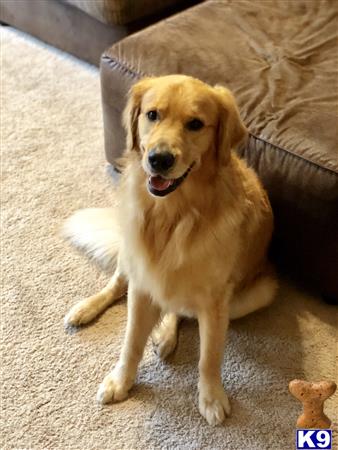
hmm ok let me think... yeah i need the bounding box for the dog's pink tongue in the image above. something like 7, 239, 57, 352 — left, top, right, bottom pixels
150, 176, 172, 191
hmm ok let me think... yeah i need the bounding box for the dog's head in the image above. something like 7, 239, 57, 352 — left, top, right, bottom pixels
123, 75, 247, 197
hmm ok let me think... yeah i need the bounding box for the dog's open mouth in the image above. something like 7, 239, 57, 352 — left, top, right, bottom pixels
148, 163, 194, 197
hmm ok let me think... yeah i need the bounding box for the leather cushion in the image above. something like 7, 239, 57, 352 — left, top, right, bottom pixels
100, 0, 338, 298
64, 0, 198, 25
1, 0, 130, 66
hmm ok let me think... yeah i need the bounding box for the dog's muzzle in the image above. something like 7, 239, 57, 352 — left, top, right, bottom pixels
147, 162, 195, 197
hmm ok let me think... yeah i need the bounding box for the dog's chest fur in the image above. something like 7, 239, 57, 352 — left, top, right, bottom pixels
118, 169, 241, 315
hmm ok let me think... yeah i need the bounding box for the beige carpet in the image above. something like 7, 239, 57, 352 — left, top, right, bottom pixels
1, 27, 337, 450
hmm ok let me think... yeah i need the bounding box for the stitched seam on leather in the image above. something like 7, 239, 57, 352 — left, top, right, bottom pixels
101, 54, 148, 79
249, 133, 338, 175
101, 54, 338, 176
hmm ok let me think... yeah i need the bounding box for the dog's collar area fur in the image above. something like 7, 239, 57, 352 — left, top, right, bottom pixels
147, 162, 195, 197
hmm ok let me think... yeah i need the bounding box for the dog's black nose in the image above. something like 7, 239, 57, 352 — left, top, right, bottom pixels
148, 150, 175, 172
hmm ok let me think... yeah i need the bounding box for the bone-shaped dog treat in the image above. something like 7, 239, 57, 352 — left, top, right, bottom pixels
289, 379, 337, 429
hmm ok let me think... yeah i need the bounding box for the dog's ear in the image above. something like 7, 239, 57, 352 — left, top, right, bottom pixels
213, 86, 247, 165
123, 78, 154, 153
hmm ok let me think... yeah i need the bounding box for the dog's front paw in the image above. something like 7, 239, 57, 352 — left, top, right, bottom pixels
198, 385, 231, 426
96, 368, 131, 404
64, 299, 96, 327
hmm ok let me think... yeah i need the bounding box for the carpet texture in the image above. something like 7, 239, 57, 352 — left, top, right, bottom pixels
1, 27, 337, 450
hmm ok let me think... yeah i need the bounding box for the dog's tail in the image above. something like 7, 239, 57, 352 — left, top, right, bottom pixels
62, 208, 120, 268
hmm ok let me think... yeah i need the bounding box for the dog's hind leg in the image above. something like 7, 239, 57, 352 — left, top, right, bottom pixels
152, 313, 181, 359
64, 262, 127, 327
229, 272, 278, 320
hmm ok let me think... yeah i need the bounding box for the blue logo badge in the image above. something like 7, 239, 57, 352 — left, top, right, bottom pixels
296, 429, 332, 449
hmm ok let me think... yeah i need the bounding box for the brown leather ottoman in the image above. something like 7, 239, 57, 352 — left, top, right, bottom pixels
100, 0, 338, 301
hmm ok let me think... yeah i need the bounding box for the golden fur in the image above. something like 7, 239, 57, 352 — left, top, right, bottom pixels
64, 75, 278, 425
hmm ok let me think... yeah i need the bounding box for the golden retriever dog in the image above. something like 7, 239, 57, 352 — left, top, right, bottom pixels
64, 75, 278, 425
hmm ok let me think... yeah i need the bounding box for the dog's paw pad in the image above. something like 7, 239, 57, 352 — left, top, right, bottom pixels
96, 372, 129, 404
199, 389, 231, 426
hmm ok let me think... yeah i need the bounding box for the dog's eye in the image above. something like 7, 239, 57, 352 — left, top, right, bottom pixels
146, 110, 159, 121
186, 118, 204, 131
